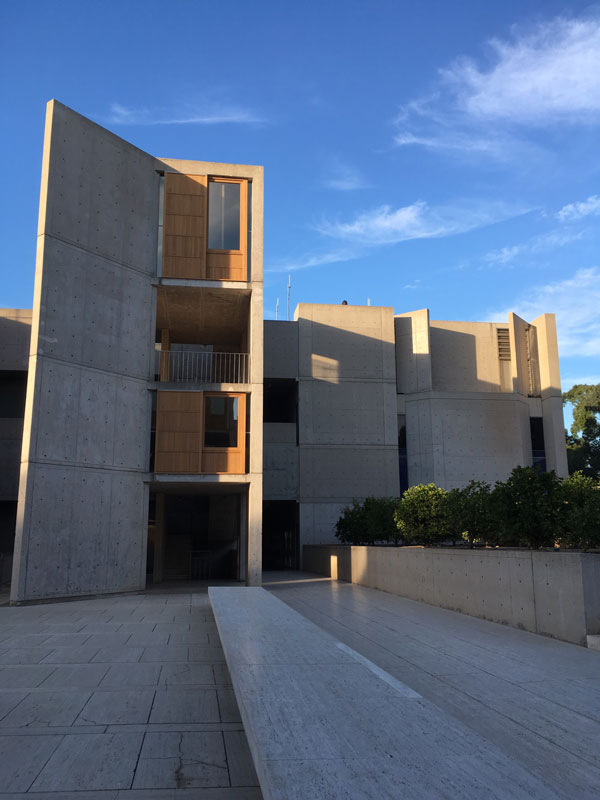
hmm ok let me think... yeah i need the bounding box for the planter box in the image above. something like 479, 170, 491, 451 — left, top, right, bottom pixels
303, 545, 600, 646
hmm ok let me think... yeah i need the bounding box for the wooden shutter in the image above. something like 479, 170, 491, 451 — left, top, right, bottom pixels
162, 173, 207, 279
155, 391, 203, 473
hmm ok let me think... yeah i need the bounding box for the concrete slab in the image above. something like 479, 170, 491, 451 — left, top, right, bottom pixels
132, 731, 229, 789
0, 589, 259, 799
0, 689, 90, 728
150, 688, 220, 724
263, 572, 600, 799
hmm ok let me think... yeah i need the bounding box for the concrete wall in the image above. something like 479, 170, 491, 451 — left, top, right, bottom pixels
295, 304, 400, 547
264, 321, 298, 379
405, 395, 531, 488
304, 545, 600, 646
0, 310, 32, 371
12, 101, 158, 602
396, 308, 567, 490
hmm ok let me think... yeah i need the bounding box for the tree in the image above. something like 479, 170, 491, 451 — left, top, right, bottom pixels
447, 480, 493, 547
394, 484, 450, 545
563, 384, 600, 479
491, 466, 561, 548
558, 471, 600, 550
335, 497, 399, 545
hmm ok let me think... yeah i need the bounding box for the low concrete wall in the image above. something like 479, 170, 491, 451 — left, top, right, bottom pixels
303, 545, 600, 646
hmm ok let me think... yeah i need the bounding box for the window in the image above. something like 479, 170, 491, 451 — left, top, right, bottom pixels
530, 417, 547, 472
208, 181, 241, 251
204, 395, 239, 448
264, 379, 297, 423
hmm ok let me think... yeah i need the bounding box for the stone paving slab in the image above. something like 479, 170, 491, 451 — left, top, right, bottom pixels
264, 571, 600, 800
0, 586, 261, 798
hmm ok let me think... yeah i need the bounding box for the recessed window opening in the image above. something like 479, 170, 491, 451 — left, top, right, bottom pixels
264, 379, 297, 423
204, 396, 239, 447
497, 328, 511, 361
530, 417, 547, 473
208, 181, 240, 250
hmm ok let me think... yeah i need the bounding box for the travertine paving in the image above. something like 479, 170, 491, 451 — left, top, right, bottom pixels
0, 585, 261, 799
264, 572, 600, 800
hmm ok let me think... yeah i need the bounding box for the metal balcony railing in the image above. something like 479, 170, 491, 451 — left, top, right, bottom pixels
158, 350, 249, 384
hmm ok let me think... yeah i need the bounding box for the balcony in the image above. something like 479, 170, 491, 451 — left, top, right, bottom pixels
157, 348, 249, 384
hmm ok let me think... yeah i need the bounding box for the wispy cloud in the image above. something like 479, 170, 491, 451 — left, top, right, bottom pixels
317, 199, 527, 246
556, 194, 600, 222
486, 267, 600, 357
106, 102, 265, 126
265, 248, 361, 273
402, 280, 421, 290
483, 228, 584, 266
395, 16, 600, 159
322, 159, 369, 191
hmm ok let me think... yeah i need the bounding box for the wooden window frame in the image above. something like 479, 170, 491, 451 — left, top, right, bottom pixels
206, 177, 248, 281
202, 392, 246, 474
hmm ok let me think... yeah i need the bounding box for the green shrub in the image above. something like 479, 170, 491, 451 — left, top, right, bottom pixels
394, 483, 450, 545
447, 480, 493, 546
335, 497, 399, 545
558, 471, 600, 550
490, 466, 561, 548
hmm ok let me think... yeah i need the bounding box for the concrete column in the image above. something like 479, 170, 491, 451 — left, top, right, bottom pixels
239, 491, 248, 583
532, 314, 568, 477
153, 493, 166, 584
247, 478, 262, 585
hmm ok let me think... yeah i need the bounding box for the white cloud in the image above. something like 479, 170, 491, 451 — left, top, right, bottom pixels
483, 228, 584, 265
442, 17, 600, 123
323, 159, 369, 191
486, 267, 600, 357
562, 375, 600, 391
317, 199, 527, 246
106, 102, 264, 126
395, 16, 600, 159
556, 194, 600, 222
265, 248, 360, 273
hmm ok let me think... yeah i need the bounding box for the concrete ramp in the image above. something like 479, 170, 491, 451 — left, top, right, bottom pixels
210, 586, 561, 800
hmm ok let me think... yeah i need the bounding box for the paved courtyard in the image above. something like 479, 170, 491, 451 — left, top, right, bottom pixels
0, 573, 599, 799
0, 584, 261, 799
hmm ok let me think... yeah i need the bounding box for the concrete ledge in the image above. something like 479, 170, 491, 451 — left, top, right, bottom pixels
303, 545, 600, 646
210, 586, 563, 799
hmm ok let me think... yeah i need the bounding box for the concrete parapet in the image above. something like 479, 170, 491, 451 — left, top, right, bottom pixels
303, 544, 600, 646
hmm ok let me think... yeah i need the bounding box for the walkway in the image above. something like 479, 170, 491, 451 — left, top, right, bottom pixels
264, 572, 600, 799
1, 574, 599, 798
0, 584, 261, 799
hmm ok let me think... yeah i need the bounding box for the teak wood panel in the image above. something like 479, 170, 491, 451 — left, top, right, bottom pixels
154, 391, 204, 473
154, 391, 247, 475
206, 178, 248, 282
162, 173, 207, 279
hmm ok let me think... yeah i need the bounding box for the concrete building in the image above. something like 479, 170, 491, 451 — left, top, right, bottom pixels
0, 101, 567, 602
261, 303, 568, 566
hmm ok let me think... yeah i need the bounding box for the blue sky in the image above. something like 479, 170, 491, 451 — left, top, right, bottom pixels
1, 0, 599, 398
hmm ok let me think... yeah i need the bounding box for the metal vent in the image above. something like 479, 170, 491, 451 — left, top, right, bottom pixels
497, 328, 511, 361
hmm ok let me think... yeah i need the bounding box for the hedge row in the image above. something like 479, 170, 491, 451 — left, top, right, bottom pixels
334, 467, 600, 550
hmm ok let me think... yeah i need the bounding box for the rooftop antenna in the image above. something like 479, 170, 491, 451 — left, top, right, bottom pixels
275, 297, 279, 321
287, 274, 291, 321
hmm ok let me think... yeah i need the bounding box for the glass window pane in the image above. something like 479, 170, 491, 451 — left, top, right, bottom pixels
204, 396, 238, 447
208, 182, 240, 250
